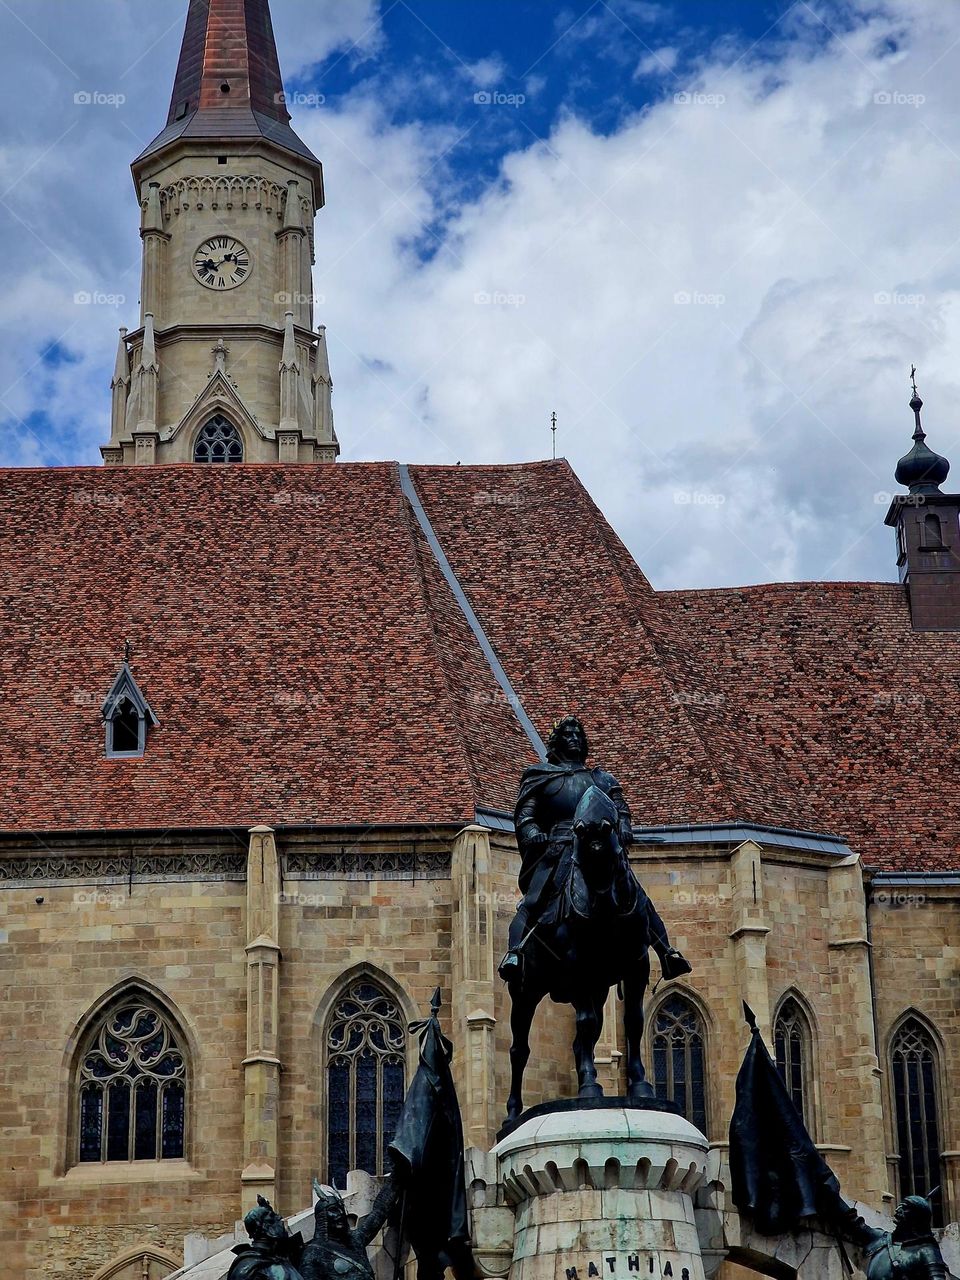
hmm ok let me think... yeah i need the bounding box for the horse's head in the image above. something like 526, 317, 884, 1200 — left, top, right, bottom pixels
572, 786, 621, 875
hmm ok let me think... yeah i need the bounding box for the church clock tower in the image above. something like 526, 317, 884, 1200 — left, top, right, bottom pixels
101, 0, 339, 464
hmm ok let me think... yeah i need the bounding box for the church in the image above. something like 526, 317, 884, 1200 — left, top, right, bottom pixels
1, 2, 957, 1278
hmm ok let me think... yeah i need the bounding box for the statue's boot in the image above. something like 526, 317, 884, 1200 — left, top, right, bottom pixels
659, 947, 692, 980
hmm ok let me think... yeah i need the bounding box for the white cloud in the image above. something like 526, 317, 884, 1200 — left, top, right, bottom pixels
3, 0, 960, 591
635, 46, 679, 78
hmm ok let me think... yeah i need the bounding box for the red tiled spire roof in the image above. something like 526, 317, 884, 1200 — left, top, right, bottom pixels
167, 0, 290, 125
134, 0, 322, 186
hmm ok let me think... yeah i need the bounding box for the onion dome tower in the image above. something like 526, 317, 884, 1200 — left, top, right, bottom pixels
885, 369, 960, 630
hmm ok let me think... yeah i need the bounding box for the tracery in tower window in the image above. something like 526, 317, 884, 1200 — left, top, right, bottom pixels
194, 414, 243, 463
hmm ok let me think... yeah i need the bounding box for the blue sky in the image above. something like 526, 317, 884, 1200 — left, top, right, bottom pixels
2, 0, 959, 589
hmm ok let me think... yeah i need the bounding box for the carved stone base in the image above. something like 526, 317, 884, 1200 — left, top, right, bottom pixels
493, 1104, 709, 1280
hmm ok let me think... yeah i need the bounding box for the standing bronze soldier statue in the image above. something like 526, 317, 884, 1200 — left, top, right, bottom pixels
300, 1181, 399, 1280
500, 715, 691, 1121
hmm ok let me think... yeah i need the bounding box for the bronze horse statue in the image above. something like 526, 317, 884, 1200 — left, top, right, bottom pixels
504, 784, 658, 1122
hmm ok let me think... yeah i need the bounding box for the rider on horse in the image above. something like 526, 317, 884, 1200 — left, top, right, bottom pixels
498, 714, 691, 983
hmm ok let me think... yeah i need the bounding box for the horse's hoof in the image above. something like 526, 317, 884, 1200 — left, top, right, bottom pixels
506, 1100, 523, 1122
627, 1081, 656, 1101
578, 1083, 604, 1100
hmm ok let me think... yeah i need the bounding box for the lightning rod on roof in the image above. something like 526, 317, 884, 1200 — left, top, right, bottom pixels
551, 410, 557, 460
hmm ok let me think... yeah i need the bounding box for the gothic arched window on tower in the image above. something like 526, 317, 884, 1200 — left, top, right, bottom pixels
75, 994, 187, 1164
922, 513, 944, 548
194, 414, 244, 463
774, 996, 814, 1130
651, 993, 708, 1134
324, 976, 406, 1189
890, 1016, 944, 1224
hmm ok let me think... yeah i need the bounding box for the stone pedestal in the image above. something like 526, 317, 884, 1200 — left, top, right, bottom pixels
493, 1103, 709, 1280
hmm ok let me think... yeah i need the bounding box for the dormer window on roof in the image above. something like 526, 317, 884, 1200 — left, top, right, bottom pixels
102, 662, 159, 759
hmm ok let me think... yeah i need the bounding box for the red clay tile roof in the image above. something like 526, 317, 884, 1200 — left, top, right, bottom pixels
168, 0, 289, 125
0, 460, 957, 871
135, 0, 322, 180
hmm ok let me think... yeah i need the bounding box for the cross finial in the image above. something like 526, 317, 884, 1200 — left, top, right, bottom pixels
551, 410, 557, 460
123, 639, 132, 664
910, 364, 919, 398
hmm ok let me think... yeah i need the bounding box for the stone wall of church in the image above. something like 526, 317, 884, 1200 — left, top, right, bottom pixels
2, 830, 957, 1279
868, 883, 960, 1214
0, 873, 247, 1279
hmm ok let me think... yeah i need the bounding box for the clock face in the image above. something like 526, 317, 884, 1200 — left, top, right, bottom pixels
192, 236, 251, 290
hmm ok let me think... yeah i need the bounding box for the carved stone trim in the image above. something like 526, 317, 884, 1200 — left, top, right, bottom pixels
283, 848, 450, 880
158, 175, 311, 223
0, 851, 247, 885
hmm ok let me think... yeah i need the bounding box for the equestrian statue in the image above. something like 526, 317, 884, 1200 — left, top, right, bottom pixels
499, 714, 691, 1122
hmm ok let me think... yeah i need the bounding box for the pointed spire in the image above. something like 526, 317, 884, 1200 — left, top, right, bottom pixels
141, 182, 164, 235
895, 366, 950, 494
141, 314, 159, 372
134, 0, 323, 210
167, 0, 290, 125
315, 324, 331, 381
112, 329, 130, 387
280, 311, 299, 372
281, 179, 304, 232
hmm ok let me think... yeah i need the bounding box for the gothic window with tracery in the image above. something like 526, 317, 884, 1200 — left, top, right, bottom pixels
652, 993, 707, 1134
75, 996, 187, 1164
194, 414, 243, 463
774, 996, 813, 1129
891, 1017, 943, 1224
325, 977, 406, 1189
